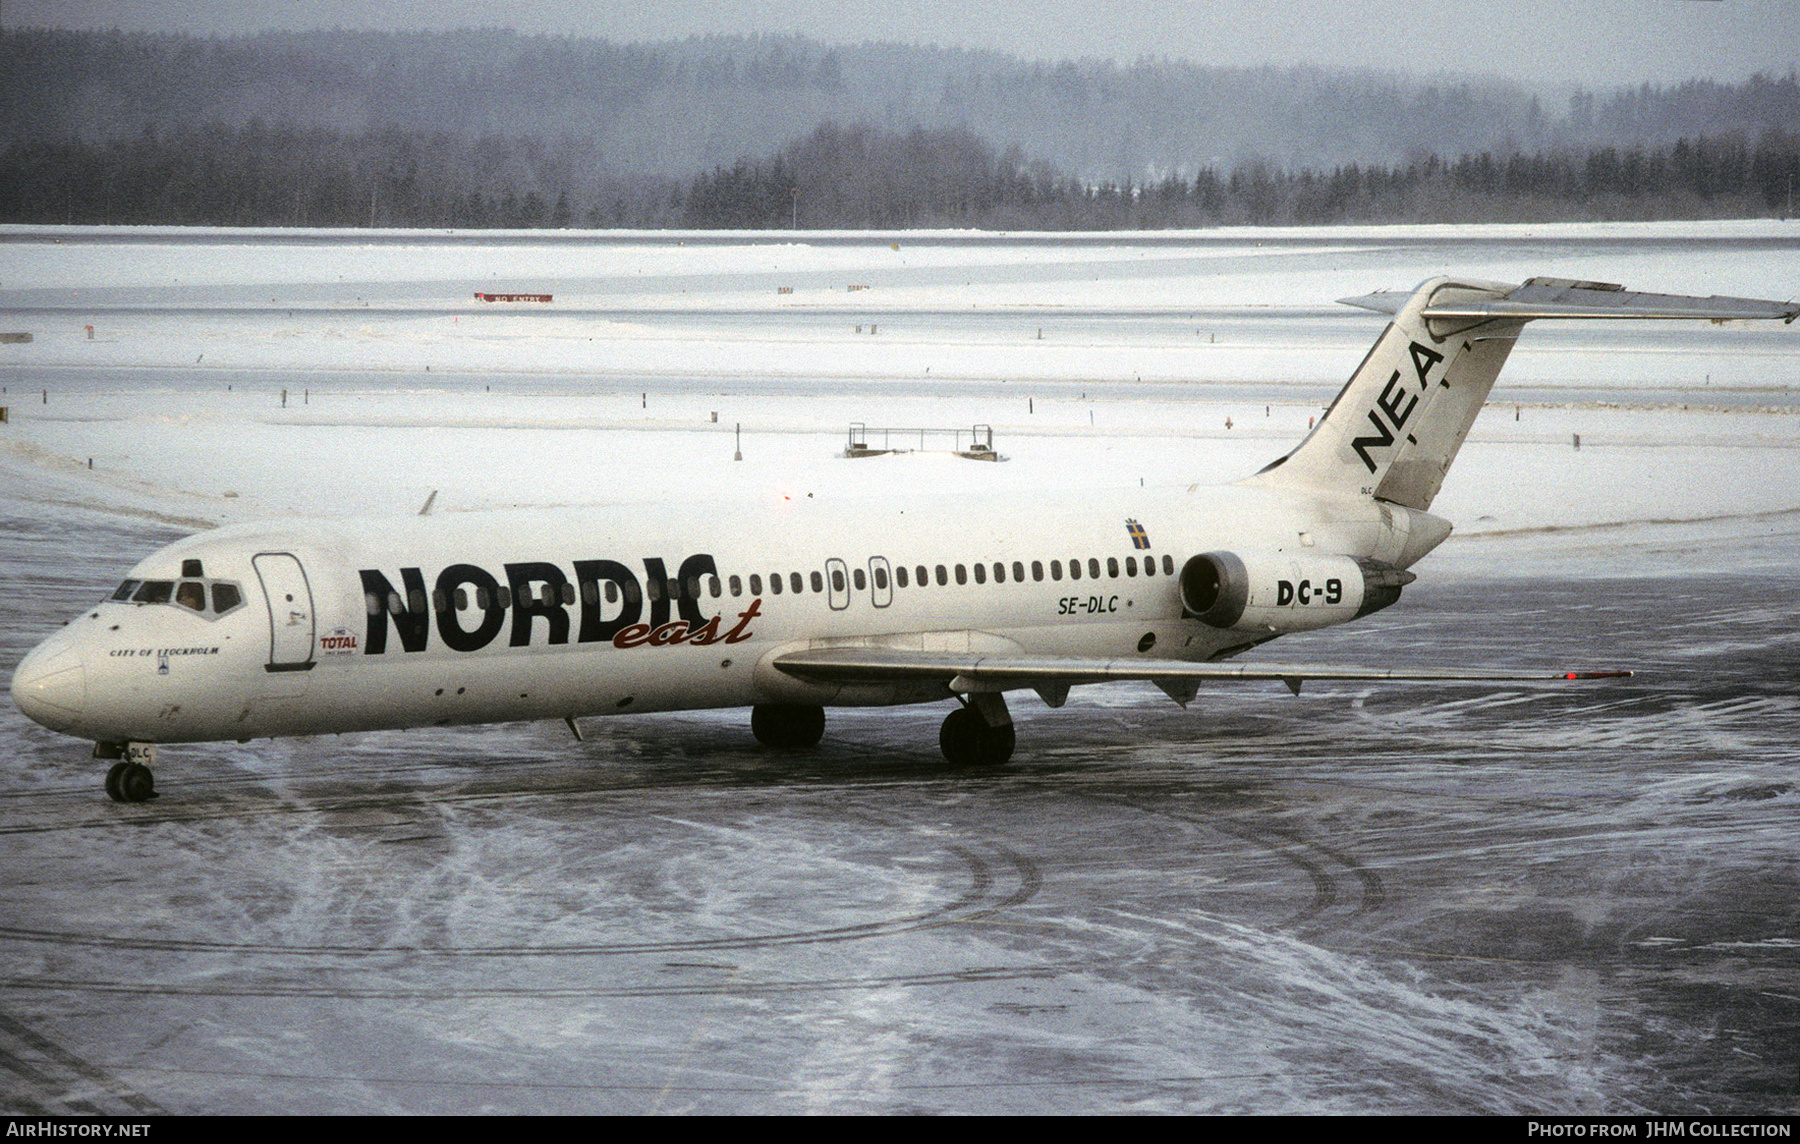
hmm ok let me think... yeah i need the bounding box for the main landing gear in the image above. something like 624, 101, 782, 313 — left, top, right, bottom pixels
97, 742, 158, 803
751, 703, 827, 749
751, 695, 1015, 767
938, 693, 1015, 768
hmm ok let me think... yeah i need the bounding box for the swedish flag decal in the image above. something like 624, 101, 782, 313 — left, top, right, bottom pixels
1125, 518, 1151, 550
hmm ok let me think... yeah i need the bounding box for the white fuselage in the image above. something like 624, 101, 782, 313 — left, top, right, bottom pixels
12, 481, 1445, 746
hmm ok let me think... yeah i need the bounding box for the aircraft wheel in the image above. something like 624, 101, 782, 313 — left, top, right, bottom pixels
940, 706, 1014, 767
984, 721, 1016, 766
116, 762, 157, 803
751, 703, 826, 749
104, 761, 129, 803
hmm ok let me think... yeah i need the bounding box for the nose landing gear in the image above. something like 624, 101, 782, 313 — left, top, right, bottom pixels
96, 742, 158, 803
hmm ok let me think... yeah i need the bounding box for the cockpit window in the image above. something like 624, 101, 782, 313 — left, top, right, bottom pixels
112, 573, 245, 621
133, 580, 173, 604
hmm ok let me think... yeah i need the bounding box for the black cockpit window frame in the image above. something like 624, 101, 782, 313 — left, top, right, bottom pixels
113, 573, 247, 621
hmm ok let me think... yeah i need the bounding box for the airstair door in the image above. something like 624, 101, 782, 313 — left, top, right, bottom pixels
253, 552, 316, 671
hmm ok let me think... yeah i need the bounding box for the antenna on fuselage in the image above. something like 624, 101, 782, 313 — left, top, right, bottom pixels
418, 489, 438, 516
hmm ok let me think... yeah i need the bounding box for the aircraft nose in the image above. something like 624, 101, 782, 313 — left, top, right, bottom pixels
10, 643, 86, 733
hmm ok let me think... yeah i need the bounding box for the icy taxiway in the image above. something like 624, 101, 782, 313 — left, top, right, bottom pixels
0, 223, 1796, 1114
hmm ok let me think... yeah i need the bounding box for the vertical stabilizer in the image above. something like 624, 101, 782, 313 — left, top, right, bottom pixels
1244, 276, 1522, 511
1243, 276, 1799, 511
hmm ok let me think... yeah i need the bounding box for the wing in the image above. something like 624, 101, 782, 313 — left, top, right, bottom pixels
771, 646, 1630, 708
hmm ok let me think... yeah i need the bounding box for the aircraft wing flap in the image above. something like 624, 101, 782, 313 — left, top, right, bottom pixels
771, 647, 1629, 695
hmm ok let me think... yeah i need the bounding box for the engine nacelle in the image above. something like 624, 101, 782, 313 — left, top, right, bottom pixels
1179, 551, 1414, 633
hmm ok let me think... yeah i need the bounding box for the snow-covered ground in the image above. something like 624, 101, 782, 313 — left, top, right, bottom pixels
2, 220, 1796, 575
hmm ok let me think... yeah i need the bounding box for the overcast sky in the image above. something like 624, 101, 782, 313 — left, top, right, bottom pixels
11, 0, 1799, 89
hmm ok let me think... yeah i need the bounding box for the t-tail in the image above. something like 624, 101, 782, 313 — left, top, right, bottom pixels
1244, 276, 1799, 511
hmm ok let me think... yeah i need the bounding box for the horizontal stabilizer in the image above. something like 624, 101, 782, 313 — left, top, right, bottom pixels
773, 646, 1630, 706
1343, 277, 1800, 323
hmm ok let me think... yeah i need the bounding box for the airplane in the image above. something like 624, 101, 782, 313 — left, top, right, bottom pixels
11, 275, 1798, 802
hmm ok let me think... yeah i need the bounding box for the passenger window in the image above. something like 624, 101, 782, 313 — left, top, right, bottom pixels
1107, 557, 1119, 578
1088, 558, 1101, 579
827, 569, 841, 592
895, 566, 908, 588
410, 588, 428, 612
729, 574, 742, 597
991, 563, 1004, 583
623, 582, 640, 606
917, 565, 929, 587
134, 580, 173, 605
790, 572, 804, 594
604, 581, 619, 603
580, 582, 597, 607
1068, 560, 1081, 581
972, 563, 985, 584
432, 589, 448, 612
770, 574, 783, 595
387, 591, 404, 615
458, 587, 473, 610
685, 576, 700, 599
175, 581, 206, 612
857, 568, 869, 590
646, 579, 663, 602
476, 587, 491, 610
212, 582, 242, 613
1013, 561, 1025, 582
749, 574, 763, 595
873, 567, 887, 590
935, 565, 948, 587
366, 592, 383, 616
667, 579, 682, 601
1050, 560, 1062, 581
955, 564, 968, 585
562, 583, 576, 605
708, 576, 722, 598
112, 580, 140, 601
1163, 555, 1175, 575
1031, 561, 1043, 582
1125, 556, 1137, 577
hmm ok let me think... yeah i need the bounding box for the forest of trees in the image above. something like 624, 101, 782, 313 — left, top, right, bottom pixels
1, 28, 1796, 229
8, 28, 1799, 176
2, 120, 1794, 229
686, 125, 1800, 227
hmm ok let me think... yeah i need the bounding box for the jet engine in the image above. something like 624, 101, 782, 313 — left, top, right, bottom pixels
1179, 550, 1415, 633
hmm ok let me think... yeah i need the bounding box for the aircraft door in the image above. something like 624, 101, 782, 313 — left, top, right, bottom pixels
252, 552, 316, 671
868, 557, 892, 608
825, 558, 851, 610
